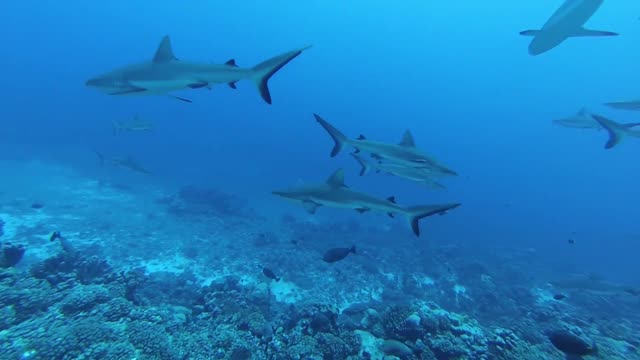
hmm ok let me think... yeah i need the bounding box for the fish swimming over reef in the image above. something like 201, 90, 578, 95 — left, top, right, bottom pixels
322, 246, 356, 263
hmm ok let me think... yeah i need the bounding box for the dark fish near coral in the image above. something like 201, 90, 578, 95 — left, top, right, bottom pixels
553, 294, 567, 301
549, 330, 597, 356
322, 246, 356, 263
262, 267, 280, 282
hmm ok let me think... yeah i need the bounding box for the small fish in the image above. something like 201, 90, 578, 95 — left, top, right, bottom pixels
31, 203, 44, 209
262, 267, 280, 282
568, 238, 575, 244
553, 294, 567, 301
322, 246, 356, 263
548, 330, 597, 356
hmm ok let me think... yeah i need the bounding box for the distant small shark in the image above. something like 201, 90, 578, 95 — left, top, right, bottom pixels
272, 168, 460, 236
350, 153, 446, 189
591, 113, 640, 149
113, 115, 154, 135
553, 108, 640, 130
550, 274, 640, 297
86, 35, 311, 104
314, 114, 457, 175
520, 0, 617, 56
94, 151, 153, 175
605, 99, 640, 111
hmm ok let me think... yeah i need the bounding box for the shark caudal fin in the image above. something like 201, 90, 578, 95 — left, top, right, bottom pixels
314, 114, 349, 157
350, 153, 371, 176
250, 45, 311, 104
592, 114, 631, 149
406, 203, 460, 237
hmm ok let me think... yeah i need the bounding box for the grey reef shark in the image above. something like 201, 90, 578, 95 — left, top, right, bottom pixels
86, 35, 311, 104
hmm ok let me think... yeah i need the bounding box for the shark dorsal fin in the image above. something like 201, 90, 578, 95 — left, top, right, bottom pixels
399, 130, 416, 147
326, 169, 346, 188
225, 59, 238, 67
357, 134, 366, 140
387, 196, 396, 204
153, 36, 178, 64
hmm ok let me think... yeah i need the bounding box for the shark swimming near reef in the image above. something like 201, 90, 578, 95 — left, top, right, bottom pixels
520, 0, 617, 55
94, 151, 153, 175
605, 99, 640, 111
113, 115, 154, 135
86, 35, 311, 104
272, 169, 460, 236
314, 114, 457, 176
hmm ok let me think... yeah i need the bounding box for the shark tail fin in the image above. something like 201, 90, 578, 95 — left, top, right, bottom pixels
592, 114, 626, 149
406, 203, 461, 237
350, 153, 370, 176
314, 114, 348, 157
250, 45, 311, 104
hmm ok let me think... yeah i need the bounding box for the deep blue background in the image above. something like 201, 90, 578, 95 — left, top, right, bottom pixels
1, 1, 638, 283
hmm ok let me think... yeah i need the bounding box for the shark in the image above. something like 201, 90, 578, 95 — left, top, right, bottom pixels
591, 113, 640, 149
272, 168, 460, 236
86, 35, 311, 104
605, 100, 640, 111
550, 274, 640, 297
94, 151, 153, 175
350, 153, 447, 189
520, 0, 617, 56
553, 108, 640, 130
314, 114, 457, 175
113, 115, 154, 135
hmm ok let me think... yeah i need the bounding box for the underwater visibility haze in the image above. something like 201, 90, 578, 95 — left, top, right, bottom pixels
0, 0, 639, 359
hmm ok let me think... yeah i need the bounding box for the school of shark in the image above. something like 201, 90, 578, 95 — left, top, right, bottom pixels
83, 0, 639, 241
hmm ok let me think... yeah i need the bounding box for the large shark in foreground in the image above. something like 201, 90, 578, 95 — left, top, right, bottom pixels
272, 169, 460, 236
591, 114, 640, 149
86, 36, 311, 104
314, 114, 457, 175
520, 0, 617, 56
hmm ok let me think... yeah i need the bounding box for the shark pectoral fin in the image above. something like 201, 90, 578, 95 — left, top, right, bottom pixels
188, 82, 209, 89
109, 87, 146, 95
592, 114, 625, 149
623, 123, 640, 129
519, 30, 540, 36
302, 201, 319, 214
573, 28, 618, 37
228, 82, 237, 89
168, 95, 193, 103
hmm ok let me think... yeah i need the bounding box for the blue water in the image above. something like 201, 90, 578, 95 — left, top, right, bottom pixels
1, 1, 639, 359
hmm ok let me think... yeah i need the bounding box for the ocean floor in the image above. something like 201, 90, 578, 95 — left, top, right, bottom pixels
0, 160, 638, 360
